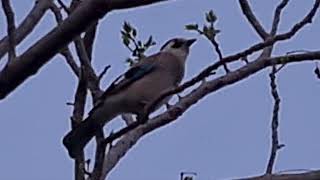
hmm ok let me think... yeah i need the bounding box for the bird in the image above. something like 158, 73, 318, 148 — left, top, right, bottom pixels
63, 37, 196, 158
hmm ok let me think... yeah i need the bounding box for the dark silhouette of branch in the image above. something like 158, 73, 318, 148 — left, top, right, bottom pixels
141, 0, 320, 120
71, 67, 88, 180
0, 0, 52, 60
266, 66, 285, 174
264, 0, 290, 174
208, 35, 230, 73
239, 0, 269, 39
100, 51, 320, 176
0, 0, 170, 99
100, 50, 320, 151
237, 170, 320, 180
270, 0, 290, 35
1, 0, 17, 62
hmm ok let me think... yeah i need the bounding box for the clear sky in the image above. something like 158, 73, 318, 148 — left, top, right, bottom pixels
0, 0, 319, 180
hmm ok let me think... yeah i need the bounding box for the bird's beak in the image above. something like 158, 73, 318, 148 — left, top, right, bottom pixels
185, 38, 197, 47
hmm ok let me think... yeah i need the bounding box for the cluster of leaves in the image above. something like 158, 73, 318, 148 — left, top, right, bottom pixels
185, 10, 220, 40
121, 21, 156, 66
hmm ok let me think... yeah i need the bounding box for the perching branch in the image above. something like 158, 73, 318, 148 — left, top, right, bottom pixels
100, 50, 320, 155
99, 51, 320, 177
142, 0, 320, 118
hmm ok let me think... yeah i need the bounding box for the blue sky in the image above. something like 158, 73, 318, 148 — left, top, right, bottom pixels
0, 0, 319, 179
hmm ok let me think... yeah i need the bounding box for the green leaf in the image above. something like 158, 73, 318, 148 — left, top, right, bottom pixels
185, 24, 199, 30
122, 35, 130, 46
206, 10, 217, 23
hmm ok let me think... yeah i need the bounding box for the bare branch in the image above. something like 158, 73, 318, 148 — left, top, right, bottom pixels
239, 0, 269, 39
71, 67, 89, 180
91, 130, 106, 180
237, 170, 320, 180
74, 37, 103, 101
2, 0, 17, 62
83, 22, 99, 61
270, 0, 290, 36
57, 0, 70, 14
0, 0, 52, 60
209, 36, 230, 73
140, 0, 320, 116
98, 51, 320, 177
100, 51, 320, 154
266, 66, 285, 174
60, 49, 80, 76
98, 65, 111, 81
0, 0, 170, 99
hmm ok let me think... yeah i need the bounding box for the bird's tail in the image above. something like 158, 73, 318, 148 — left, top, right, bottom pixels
63, 116, 101, 159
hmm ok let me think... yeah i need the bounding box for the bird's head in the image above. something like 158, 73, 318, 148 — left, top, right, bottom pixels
160, 38, 196, 60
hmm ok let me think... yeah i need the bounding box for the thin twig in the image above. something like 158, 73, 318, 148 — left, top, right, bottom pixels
1, 0, 16, 62
266, 65, 285, 174
209, 37, 230, 73
0, 0, 51, 60
239, 0, 269, 39
270, 0, 290, 36
98, 65, 111, 81
57, 0, 70, 14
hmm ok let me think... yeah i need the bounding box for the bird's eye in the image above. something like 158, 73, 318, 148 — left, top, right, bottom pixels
171, 40, 184, 48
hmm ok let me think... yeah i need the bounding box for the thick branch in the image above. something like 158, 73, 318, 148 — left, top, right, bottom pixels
0, 0, 52, 60
0, 0, 169, 99
100, 51, 320, 170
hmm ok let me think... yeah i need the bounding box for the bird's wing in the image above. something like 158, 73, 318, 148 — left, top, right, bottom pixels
89, 54, 160, 115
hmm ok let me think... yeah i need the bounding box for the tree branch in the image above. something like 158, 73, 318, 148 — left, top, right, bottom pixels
71, 67, 88, 180
238, 170, 320, 180
1, 0, 17, 62
238, 0, 269, 39
99, 51, 320, 165
141, 0, 320, 118
265, 66, 284, 174
0, 0, 52, 60
0, 0, 169, 99
270, 0, 290, 36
